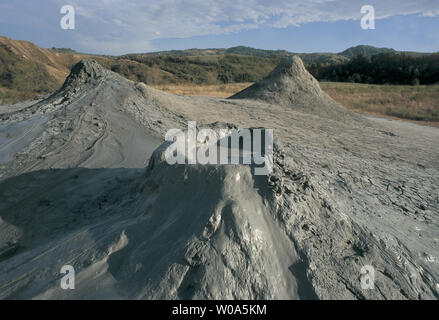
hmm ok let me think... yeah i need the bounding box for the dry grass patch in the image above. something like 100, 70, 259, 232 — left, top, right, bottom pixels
320, 82, 439, 123
152, 83, 253, 98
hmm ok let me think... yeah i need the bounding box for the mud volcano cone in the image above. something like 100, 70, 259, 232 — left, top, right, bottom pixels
230, 55, 356, 120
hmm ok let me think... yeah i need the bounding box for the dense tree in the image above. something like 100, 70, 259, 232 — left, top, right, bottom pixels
310, 53, 439, 85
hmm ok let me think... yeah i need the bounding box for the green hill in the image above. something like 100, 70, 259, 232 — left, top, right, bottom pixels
339, 45, 396, 59
225, 46, 291, 58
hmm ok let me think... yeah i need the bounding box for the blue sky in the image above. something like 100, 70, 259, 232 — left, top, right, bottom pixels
0, 0, 438, 55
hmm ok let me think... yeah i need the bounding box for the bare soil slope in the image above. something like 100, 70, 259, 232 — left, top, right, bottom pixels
0, 36, 84, 83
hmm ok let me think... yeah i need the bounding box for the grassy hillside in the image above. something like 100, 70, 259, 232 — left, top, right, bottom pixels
124, 54, 280, 85
0, 43, 60, 103
0, 36, 90, 103
140, 48, 226, 57
0, 36, 85, 83
300, 53, 349, 65
0, 36, 176, 104
225, 46, 291, 58
339, 45, 396, 59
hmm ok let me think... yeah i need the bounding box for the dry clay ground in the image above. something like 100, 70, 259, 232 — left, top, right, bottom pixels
0, 57, 438, 300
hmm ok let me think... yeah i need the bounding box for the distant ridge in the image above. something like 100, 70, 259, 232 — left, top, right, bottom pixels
225, 46, 291, 58
143, 44, 429, 59
339, 45, 396, 59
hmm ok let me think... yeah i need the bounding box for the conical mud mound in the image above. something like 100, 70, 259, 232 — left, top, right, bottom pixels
230, 56, 356, 120
62, 59, 109, 89
0, 60, 182, 175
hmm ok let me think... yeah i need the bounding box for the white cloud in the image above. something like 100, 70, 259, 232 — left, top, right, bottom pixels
422, 10, 439, 17
3, 0, 439, 54
75, 35, 156, 55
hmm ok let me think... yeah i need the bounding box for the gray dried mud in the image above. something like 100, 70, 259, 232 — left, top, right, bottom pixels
0, 58, 438, 300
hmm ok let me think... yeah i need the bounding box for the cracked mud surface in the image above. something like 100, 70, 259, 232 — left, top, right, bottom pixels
0, 58, 438, 299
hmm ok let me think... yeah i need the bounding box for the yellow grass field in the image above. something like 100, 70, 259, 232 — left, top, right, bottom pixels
152, 83, 253, 98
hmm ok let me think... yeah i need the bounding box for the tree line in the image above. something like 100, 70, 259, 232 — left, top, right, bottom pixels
307, 53, 439, 85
